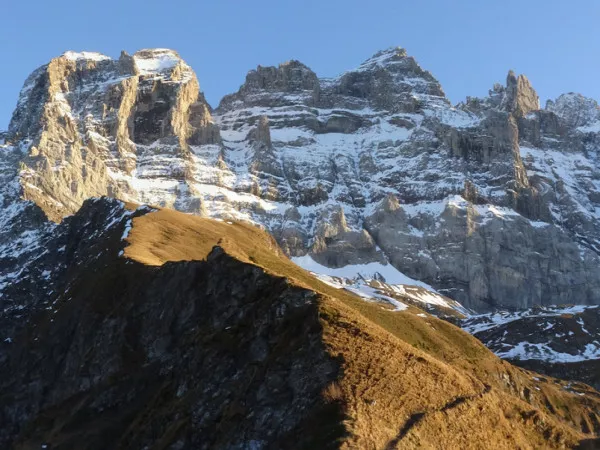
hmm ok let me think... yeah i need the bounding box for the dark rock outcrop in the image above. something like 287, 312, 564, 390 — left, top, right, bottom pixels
0, 198, 342, 449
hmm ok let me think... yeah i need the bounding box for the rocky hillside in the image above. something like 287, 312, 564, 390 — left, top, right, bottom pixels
463, 305, 600, 391
3, 47, 600, 312
0, 197, 599, 449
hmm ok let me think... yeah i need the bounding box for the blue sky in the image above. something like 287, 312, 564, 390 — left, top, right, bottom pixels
2, 0, 600, 128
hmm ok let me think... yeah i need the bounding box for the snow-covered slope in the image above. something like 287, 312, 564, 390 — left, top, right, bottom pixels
3, 46, 600, 311
292, 254, 470, 317
546, 92, 600, 129
463, 305, 600, 362
462, 305, 600, 388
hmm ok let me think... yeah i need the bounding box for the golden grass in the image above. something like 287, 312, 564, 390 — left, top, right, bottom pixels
123, 208, 600, 449
323, 382, 345, 404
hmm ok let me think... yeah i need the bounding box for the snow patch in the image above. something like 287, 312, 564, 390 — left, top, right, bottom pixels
577, 121, 600, 133
463, 305, 596, 335
134, 50, 181, 75
497, 341, 600, 363
292, 255, 433, 289
62, 51, 111, 62
121, 219, 133, 240
291, 255, 469, 315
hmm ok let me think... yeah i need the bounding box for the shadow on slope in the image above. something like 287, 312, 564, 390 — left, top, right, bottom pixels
0, 200, 599, 449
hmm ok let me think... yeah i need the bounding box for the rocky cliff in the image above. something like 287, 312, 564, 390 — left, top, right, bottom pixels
1, 198, 599, 449
3, 47, 600, 311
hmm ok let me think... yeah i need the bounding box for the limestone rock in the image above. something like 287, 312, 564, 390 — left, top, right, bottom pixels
546, 92, 600, 128
501, 70, 540, 117
3, 47, 600, 311
8, 49, 219, 220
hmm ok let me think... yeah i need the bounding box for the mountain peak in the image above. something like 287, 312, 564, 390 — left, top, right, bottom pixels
277, 59, 312, 69
132, 48, 187, 76
335, 45, 448, 110
546, 92, 600, 128
216, 58, 319, 111
354, 46, 411, 72
246, 59, 318, 91
367, 46, 408, 60
501, 70, 540, 116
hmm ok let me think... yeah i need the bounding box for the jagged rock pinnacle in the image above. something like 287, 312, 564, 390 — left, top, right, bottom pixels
502, 70, 540, 117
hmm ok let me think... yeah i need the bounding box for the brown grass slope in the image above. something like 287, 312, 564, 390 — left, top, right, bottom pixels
124, 208, 600, 449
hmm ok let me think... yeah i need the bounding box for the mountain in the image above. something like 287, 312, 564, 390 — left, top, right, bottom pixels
1, 46, 600, 447
3, 47, 600, 312
1, 197, 599, 449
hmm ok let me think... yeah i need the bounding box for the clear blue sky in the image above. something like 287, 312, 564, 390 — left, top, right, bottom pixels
2, 0, 600, 129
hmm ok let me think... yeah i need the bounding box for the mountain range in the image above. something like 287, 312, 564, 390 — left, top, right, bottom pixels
1, 46, 600, 448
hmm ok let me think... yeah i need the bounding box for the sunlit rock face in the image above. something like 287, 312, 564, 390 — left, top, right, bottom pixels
8, 49, 219, 220
3, 46, 600, 311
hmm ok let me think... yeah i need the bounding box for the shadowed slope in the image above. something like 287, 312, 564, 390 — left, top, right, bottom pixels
123, 207, 600, 449
0, 200, 598, 449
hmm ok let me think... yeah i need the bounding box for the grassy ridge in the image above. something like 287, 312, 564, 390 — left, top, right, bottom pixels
123, 208, 600, 448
